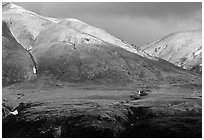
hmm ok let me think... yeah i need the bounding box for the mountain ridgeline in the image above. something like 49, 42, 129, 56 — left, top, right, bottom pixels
2, 3, 201, 86
140, 31, 202, 74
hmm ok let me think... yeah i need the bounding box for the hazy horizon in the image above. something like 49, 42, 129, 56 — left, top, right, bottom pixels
13, 2, 202, 46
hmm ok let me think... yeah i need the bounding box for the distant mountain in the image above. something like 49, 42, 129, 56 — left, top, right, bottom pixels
140, 31, 202, 73
2, 3, 201, 85
2, 21, 35, 86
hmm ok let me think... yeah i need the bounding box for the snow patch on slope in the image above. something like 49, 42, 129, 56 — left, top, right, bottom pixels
194, 49, 202, 56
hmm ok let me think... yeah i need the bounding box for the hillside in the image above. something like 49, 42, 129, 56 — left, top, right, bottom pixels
30, 21, 201, 84
140, 31, 202, 73
2, 21, 36, 86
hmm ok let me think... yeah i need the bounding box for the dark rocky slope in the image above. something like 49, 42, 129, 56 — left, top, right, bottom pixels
2, 21, 35, 86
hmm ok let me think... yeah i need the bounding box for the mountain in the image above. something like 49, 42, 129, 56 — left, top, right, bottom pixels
32, 21, 200, 84
2, 3, 202, 138
2, 3, 150, 58
140, 31, 202, 73
2, 3, 201, 85
2, 21, 36, 86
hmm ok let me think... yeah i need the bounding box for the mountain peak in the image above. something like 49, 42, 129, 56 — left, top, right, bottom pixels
3, 2, 22, 10
140, 30, 202, 73
2, 3, 146, 58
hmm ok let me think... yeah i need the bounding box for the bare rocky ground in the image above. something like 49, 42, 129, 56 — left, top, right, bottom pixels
2, 77, 202, 138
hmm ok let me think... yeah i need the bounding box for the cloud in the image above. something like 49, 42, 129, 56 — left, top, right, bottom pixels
36, 2, 201, 19
74, 11, 201, 46
13, 2, 202, 46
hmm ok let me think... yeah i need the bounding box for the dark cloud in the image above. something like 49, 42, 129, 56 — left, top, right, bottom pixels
15, 2, 201, 18
13, 2, 202, 46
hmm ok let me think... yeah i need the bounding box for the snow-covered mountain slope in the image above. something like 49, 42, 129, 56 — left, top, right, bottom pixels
58, 19, 142, 55
140, 31, 202, 73
2, 3, 153, 59
3, 3, 56, 50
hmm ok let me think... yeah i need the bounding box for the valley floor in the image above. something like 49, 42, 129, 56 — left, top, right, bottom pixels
2, 79, 202, 138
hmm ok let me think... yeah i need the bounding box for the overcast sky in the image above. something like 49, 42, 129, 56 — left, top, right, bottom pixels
14, 2, 202, 46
